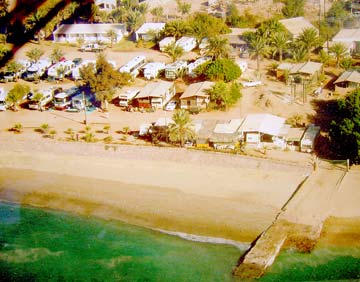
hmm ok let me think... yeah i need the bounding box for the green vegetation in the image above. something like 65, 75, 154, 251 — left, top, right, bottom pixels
197, 59, 241, 82
25, 47, 44, 64
164, 42, 185, 62
329, 89, 360, 163
6, 83, 30, 111
50, 46, 64, 63
282, 0, 306, 18
204, 36, 230, 60
168, 109, 195, 147
207, 81, 242, 111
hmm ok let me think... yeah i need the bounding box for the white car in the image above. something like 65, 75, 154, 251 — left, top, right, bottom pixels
165, 100, 177, 111
241, 80, 262, 87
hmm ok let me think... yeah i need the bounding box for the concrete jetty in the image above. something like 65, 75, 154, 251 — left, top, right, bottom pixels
234, 160, 347, 279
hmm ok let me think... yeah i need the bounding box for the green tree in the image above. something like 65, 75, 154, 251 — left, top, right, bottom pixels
207, 81, 241, 111
318, 49, 331, 68
106, 29, 118, 47
25, 47, 44, 64
203, 59, 241, 82
6, 61, 24, 81
6, 83, 30, 111
50, 46, 64, 63
126, 9, 144, 34
204, 36, 230, 60
271, 31, 289, 62
164, 42, 184, 62
340, 57, 353, 70
150, 7, 164, 22
329, 42, 348, 67
176, 0, 191, 16
282, 0, 306, 18
25, 10, 45, 43
290, 43, 307, 63
296, 28, 319, 59
163, 20, 190, 39
248, 35, 270, 74
80, 53, 131, 111
329, 89, 360, 163
168, 109, 195, 147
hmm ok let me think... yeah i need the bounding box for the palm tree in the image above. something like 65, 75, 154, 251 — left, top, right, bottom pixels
168, 109, 195, 147
163, 20, 189, 40
248, 35, 270, 74
106, 29, 117, 47
291, 44, 307, 63
329, 42, 348, 67
296, 28, 319, 59
164, 42, 184, 62
25, 10, 44, 43
271, 31, 289, 62
126, 10, 144, 34
318, 49, 331, 68
205, 36, 230, 60
151, 7, 164, 22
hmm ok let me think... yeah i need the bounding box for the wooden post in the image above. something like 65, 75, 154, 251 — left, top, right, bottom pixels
347, 159, 350, 172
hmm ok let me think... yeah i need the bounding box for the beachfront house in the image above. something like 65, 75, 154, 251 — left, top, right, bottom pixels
333, 70, 360, 95
53, 23, 126, 44
279, 17, 318, 39
135, 23, 166, 42
238, 113, 287, 148
180, 81, 214, 111
134, 81, 175, 109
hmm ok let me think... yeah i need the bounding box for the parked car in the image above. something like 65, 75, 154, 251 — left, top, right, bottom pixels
241, 80, 262, 87
165, 100, 177, 111
80, 43, 106, 52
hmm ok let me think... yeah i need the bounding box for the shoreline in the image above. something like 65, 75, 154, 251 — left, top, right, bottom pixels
0, 140, 360, 248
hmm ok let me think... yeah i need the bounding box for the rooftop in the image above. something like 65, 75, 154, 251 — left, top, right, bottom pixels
279, 17, 317, 38
334, 70, 360, 84
180, 81, 214, 99
136, 81, 174, 99
53, 23, 126, 35
136, 22, 166, 34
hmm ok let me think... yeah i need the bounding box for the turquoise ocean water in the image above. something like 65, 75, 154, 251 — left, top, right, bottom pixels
1, 202, 360, 282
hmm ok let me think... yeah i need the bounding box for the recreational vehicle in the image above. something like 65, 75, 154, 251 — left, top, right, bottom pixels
175, 37, 197, 52
53, 87, 80, 110
119, 56, 146, 78
28, 87, 56, 110
187, 57, 211, 77
118, 88, 140, 108
70, 92, 96, 111
47, 60, 75, 80
22, 59, 52, 81
159, 37, 175, 52
143, 62, 165, 80
165, 61, 188, 80
0, 88, 7, 111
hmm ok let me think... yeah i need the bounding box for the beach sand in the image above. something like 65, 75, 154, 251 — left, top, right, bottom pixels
0, 137, 359, 245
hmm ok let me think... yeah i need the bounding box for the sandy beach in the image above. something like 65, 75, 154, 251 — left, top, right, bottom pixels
0, 136, 359, 246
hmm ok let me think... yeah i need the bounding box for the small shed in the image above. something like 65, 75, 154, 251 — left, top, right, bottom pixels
300, 124, 320, 153
276, 61, 322, 82
210, 119, 244, 149
279, 17, 318, 39
134, 81, 175, 109
135, 22, 165, 42
334, 70, 360, 94
180, 81, 214, 110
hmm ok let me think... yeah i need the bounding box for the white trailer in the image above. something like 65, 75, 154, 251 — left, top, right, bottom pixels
47, 60, 75, 80
159, 37, 175, 52
187, 57, 211, 77
143, 62, 165, 80
165, 60, 188, 80
175, 36, 197, 52
0, 88, 7, 111
28, 87, 55, 110
118, 88, 140, 107
22, 59, 52, 81
119, 55, 146, 78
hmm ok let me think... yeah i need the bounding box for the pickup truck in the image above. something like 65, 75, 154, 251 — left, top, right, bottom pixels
241, 80, 262, 87
79, 43, 106, 52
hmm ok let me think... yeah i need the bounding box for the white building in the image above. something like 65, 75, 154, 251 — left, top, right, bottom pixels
47, 60, 75, 80
143, 62, 165, 80
134, 81, 175, 109
53, 23, 126, 44
135, 22, 166, 41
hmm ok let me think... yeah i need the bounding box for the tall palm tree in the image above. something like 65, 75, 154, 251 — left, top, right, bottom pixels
318, 49, 331, 68
329, 42, 348, 67
164, 42, 184, 62
248, 35, 270, 74
163, 20, 189, 40
168, 109, 195, 147
151, 7, 164, 22
205, 36, 230, 60
271, 31, 289, 62
106, 29, 117, 47
296, 27, 319, 59
291, 44, 307, 63
126, 10, 144, 34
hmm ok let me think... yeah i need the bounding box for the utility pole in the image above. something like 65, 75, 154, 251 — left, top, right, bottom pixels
82, 91, 87, 125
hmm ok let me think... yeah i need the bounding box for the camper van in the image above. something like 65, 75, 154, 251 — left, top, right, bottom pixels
187, 57, 211, 77
70, 92, 96, 111
47, 60, 75, 80
143, 62, 165, 80
22, 59, 52, 81
119, 56, 146, 78
165, 61, 188, 80
53, 87, 80, 110
28, 87, 56, 110
118, 89, 140, 108
159, 37, 175, 52
0, 88, 7, 111
175, 37, 197, 52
